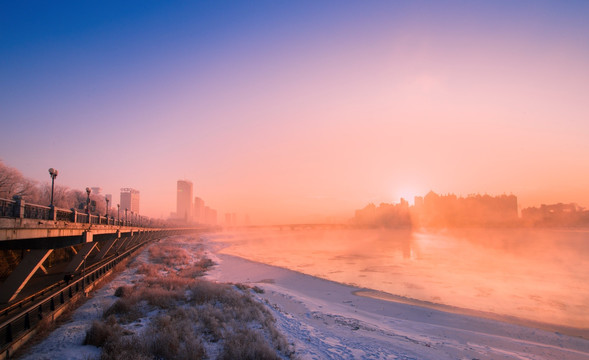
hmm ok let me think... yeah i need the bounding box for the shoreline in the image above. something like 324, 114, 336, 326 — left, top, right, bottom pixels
211, 243, 589, 339
353, 289, 589, 339
206, 248, 589, 359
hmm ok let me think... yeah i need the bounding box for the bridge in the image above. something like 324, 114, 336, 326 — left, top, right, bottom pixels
235, 223, 350, 231
0, 197, 203, 358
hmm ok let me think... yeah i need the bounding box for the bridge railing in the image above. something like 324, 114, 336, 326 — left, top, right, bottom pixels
75, 213, 89, 224
0, 197, 177, 229
24, 204, 51, 220
55, 208, 71, 222
0, 199, 14, 217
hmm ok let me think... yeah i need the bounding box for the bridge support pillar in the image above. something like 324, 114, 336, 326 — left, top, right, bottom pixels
95, 238, 118, 260
123, 235, 138, 249
65, 242, 97, 274
0, 249, 54, 303
114, 236, 131, 253
37, 264, 48, 275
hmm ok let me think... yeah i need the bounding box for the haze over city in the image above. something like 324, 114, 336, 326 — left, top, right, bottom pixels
2, 1, 589, 224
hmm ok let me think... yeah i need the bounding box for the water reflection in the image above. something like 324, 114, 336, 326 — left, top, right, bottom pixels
211, 228, 589, 329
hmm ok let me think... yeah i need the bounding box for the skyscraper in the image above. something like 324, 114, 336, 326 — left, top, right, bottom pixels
120, 188, 140, 213
177, 180, 193, 222
194, 197, 204, 223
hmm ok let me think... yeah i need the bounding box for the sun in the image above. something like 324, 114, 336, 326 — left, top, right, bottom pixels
392, 188, 418, 205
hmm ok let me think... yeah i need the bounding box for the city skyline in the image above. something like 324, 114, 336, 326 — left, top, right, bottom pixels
1, 1, 589, 223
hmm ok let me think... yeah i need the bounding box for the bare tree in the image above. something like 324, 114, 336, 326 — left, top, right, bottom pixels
38, 183, 71, 208
1, 161, 113, 214
67, 189, 87, 211
0, 161, 38, 200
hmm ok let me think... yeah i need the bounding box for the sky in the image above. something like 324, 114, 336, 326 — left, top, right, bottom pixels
1, 1, 589, 224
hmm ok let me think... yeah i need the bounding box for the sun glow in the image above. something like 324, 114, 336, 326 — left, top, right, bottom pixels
393, 188, 418, 205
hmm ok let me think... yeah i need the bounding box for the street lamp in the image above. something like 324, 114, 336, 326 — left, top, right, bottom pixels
48, 168, 58, 207
105, 196, 110, 217
125, 208, 128, 225
117, 204, 120, 224
85, 187, 91, 214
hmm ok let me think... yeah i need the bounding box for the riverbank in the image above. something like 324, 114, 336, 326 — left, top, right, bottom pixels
205, 250, 589, 359
16, 234, 589, 360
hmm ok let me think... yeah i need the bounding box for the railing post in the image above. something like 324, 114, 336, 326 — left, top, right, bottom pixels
71, 208, 78, 223
12, 195, 24, 219
49, 206, 57, 221
6, 322, 13, 342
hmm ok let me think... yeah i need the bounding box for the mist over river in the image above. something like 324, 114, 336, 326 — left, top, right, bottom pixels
207, 228, 589, 329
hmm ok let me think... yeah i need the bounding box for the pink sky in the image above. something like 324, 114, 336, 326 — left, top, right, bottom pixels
1, 2, 588, 223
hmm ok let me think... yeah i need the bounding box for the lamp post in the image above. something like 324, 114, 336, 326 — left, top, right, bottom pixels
48, 168, 58, 207
105, 196, 110, 217
117, 204, 120, 224
125, 208, 128, 225
85, 187, 91, 214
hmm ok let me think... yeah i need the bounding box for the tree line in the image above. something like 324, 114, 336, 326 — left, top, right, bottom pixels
0, 161, 108, 215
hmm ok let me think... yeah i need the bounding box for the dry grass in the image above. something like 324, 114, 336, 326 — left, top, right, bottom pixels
220, 328, 282, 360
86, 239, 294, 360
148, 244, 192, 268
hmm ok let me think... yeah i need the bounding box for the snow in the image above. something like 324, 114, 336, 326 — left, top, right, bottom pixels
18, 246, 152, 360
18, 235, 589, 360
206, 251, 589, 360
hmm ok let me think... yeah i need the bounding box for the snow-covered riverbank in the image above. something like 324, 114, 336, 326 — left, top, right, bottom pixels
17, 234, 589, 359
206, 250, 589, 360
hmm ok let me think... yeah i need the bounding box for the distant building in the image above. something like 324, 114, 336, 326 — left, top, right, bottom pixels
194, 197, 205, 223
522, 203, 589, 227
353, 191, 519, 228
120, 188, 140, 213
204, 206, 217, 225
177, 180, 193, 223
91, 187, 102, 195
420, 191, 518, 227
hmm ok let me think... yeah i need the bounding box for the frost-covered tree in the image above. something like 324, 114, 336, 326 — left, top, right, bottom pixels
0, 161, 38, 201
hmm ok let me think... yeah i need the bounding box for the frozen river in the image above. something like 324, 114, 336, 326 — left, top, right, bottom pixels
210, 227, 589, 330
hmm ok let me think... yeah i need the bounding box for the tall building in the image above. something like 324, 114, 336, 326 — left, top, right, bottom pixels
204, 206, 217, 225
194, 197, 205, 223
120, 188, 140, 213
177, 180, 193, 222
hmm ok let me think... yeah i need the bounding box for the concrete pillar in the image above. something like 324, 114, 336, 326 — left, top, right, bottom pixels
49, 206, 57, 221
82, 231, 93, 243
12, 196, 25, 219
0, 249, 53, 303
65, 242, 97, 273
